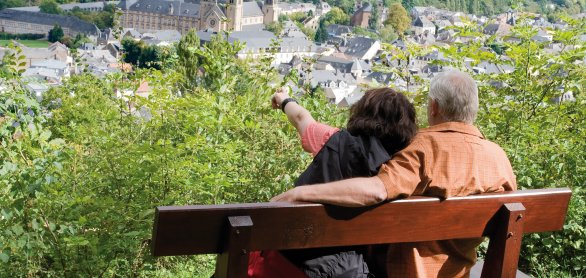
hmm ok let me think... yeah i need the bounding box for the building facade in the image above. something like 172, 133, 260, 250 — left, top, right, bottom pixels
118, 0, 280, 34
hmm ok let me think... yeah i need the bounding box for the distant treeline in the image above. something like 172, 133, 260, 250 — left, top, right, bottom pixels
405, 0, 585, 16
0, 32, 45, 40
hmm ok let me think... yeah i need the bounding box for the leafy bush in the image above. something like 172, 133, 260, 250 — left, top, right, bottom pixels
0, 16, 584, 278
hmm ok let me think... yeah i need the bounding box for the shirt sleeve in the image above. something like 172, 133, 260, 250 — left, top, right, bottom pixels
301, 122, 340, 156
376, 139, 428, 200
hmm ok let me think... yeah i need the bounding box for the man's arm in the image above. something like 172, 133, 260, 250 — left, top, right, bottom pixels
270, 176, 388, 207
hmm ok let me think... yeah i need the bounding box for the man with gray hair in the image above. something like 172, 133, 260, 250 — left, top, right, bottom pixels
272, 70, 517, 277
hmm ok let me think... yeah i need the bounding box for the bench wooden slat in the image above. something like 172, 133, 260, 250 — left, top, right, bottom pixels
152, 188, 571, 257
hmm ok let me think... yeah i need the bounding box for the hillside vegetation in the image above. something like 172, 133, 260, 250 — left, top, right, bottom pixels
0, 19, 585, 277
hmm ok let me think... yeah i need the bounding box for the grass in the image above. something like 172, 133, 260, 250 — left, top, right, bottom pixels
0, 40, 49, 48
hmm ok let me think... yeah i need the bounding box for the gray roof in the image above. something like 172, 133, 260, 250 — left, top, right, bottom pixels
317, 55, 354, 72
128, 0, 199, 17
280, 37, 316, 52
326, 24, 352, 36
339, 90, 364, 107
355, 3, 372, 13
0, 9, 99, 35
9, 1, 118, 12
31, 59, 68, 70
414, 16, 434, 28
243, 1, 263, 17
343, 37, 377, 59
242, 24, 265, 32
231, 31, 276, 51
309, 70, 356, 88
365, 71, 394, 84
151, 30, 182, 41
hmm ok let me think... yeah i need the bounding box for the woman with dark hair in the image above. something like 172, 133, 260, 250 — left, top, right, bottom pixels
248, 87, 417, 278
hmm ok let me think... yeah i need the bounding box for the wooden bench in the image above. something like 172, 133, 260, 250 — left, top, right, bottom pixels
151, 188, 571, 278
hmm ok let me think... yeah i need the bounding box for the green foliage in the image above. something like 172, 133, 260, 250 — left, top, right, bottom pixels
0, 30, 349, 275
266, 21, 284, 36
0, 33, 45, 41
1, 6, 584, 277
326, 0, 355, 14
39, 0, 62, 14
0, 0, 26, 10
322, 7, 350, 26
385, 3, 411, 37
287, 11, 309, 23
353, 26, 381, 40
379, 25, 399, 43
48, 25, 64, 43
314, 19, 329, 43
66, 4, 116, 29
121, 39, 170, 70
295, 22, 317, 41
411, 0, 585, 15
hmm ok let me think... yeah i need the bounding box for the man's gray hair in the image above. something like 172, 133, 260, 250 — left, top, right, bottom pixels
429, 70, 479, 124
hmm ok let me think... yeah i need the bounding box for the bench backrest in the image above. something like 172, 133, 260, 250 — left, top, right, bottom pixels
151, 188, 571, 278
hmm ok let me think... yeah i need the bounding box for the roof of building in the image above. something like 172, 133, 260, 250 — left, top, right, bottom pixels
355, 3, 372, 13
483, 23, 511, 35
23, 67, 60, 80
31, 59, 68, 70
230, 30, 276, 52
242, 23, 265, 32
280, 37, 316, 52
415, 16, 434, 28
343, 36, 377, 59
150, 30, 182, 41
128, 0, 199, 17
9, 1, 118, 12
326, 24, 353, 36
243, 1, 263, 17
0, 9, 99, 35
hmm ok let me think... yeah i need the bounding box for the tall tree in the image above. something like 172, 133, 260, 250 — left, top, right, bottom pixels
314, 19, 329, 43
401, 0, 414, 10
39, 0, 62, 14
177, 30, 201, 89
323, 7, 350, 25
385, 3, 411, 37
48, 25, 64, 43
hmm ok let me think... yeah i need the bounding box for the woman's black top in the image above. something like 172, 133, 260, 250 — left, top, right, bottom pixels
285, 129, 393, 278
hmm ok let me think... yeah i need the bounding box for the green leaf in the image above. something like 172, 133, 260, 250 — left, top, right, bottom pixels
0, 252, 9, 263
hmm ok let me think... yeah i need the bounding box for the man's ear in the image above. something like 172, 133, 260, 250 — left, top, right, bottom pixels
430, 99, 440, 117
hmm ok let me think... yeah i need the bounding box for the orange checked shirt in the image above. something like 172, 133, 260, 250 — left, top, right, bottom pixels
377, 121, 517, 277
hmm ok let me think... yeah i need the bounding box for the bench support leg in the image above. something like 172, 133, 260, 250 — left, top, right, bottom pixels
481, 203, 525, 278
215, 215, 253, 278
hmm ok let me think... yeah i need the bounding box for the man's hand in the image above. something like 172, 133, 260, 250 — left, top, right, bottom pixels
271, 87, 290, 109
270, 187, 300, 202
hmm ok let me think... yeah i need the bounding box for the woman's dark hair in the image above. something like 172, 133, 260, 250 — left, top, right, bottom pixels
347, 88, 417, 154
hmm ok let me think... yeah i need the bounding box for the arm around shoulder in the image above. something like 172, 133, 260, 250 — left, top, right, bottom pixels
271, 176, 388, 207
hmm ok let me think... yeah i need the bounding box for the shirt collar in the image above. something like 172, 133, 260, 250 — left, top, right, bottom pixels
419, 122, 484, 139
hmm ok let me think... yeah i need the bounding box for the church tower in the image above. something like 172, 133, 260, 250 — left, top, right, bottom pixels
200, 0, 216, 30
226, 0, 243, 31
263, 0, 280, 25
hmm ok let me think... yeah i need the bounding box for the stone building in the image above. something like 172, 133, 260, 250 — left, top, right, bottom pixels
8, 1, 118, 13
0, 9, 99, 38
350, 3, 371, 28
118, 0, 280, 34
